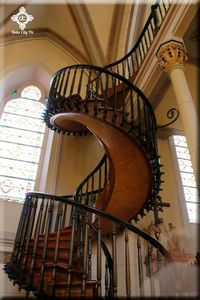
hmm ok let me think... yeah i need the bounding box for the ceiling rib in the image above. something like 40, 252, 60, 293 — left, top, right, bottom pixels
68, 4, 94, 64
106, 4, 125, 65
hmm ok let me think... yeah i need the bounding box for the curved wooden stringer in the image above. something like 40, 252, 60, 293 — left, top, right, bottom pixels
51, 112, 153, 234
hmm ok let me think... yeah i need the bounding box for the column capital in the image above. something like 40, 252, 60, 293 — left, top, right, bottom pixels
156, 39, 187, 73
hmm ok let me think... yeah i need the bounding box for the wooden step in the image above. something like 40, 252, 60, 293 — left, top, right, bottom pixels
43, 279, 97, 298
22, 261, 83, 286
29, 238, 71, 249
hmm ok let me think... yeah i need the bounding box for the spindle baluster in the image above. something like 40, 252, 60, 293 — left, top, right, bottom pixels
137, 235, 144, 296
97, 217, 102, 297
112, 222, 117, 297
81, 213, 89, 297
125, 228, 131, 298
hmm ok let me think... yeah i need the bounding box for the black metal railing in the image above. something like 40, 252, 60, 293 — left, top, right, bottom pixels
5, 192, 172, 298
104, 0, 171, 79
44, 64, 162, 216
74, 154, 110, 207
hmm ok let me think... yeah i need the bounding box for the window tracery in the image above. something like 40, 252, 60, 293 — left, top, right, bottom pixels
0, 85, 45, 203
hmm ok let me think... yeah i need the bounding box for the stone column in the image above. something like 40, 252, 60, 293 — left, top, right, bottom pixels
156, 39, 198, 181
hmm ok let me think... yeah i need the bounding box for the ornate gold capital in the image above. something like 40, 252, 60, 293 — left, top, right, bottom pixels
156, 40, 187, 72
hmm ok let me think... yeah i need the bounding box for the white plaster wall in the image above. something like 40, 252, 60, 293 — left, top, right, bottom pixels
56, 134, 104, 195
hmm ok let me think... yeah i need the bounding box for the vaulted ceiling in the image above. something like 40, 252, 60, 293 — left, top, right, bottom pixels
0, 2, 138, 66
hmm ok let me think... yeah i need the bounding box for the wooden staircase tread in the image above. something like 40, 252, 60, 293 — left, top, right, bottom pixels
54, 280, 97, 287
44, 262, 81, 272
39, 227, 72, 237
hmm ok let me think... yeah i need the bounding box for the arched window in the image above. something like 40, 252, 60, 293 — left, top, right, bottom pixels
0, 85, 46, 203
172, 135, 199, 223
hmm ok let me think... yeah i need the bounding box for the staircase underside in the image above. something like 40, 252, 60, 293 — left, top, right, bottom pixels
51, 112, 153, 231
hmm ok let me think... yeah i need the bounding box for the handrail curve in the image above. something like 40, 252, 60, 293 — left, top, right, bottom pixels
104, 0, 171, 78
26, 192, 171, 259
44, 63, 162, 218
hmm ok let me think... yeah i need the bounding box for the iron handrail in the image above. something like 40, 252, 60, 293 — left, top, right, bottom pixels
25, 191, 172, 260
105, 0, 171, 74
87, 0, 171, 88
48, 63, 157, 127
73, 153, 109, 204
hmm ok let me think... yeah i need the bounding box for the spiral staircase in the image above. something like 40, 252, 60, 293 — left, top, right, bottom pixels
4, 1, 176, 298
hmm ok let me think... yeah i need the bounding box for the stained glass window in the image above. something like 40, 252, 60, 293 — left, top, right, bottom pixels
0, 85, 45, 203
173, 135, 199, 223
